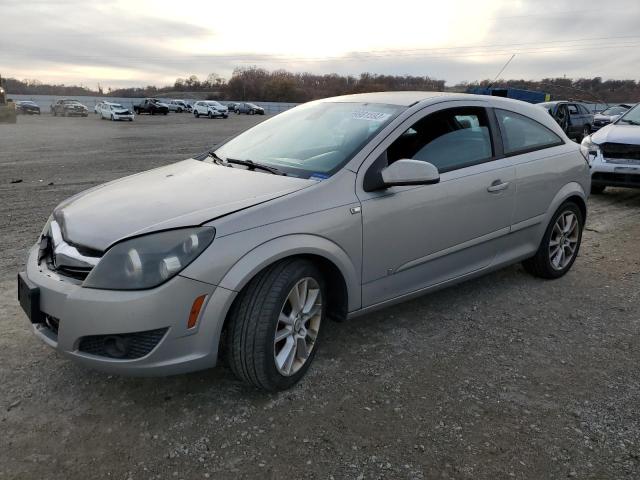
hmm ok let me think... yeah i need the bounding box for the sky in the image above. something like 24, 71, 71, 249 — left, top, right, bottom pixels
1, 0, 639, 89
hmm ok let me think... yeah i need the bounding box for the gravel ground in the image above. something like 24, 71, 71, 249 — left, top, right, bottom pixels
1, 114, 639, 480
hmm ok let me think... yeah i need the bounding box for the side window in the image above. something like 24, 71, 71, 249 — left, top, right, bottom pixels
495, 109, 563, 155
386, 107, 494, 173
567, 104, 579, 115
579, 105, 590, 115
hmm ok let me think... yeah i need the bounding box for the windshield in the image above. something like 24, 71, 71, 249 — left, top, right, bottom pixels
601, 106, 628, 116
215, 101, 403, 178
206, 101, 224, 107
618, 105, 640, 125
110, 104, 124, 109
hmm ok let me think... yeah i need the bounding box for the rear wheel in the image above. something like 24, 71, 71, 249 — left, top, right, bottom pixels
522, 201, 583, 279
225, 258, 325, 391
591, 185, 606, 194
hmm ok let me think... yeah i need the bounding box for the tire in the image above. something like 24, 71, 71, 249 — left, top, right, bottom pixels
110, 114, 114, 121
163, 111, 167, 115
194, 111, 199, 118
591, 185, 606, 194
522, 201, 584, 279
249, 109, 255, 115
225, 258, 326, 391
208, 111, 213, 119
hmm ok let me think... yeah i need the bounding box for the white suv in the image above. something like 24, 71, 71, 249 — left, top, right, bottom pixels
581, 103, 640, 193
193, 101, 228, 119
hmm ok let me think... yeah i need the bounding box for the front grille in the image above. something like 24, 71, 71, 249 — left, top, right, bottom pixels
601, 143, 640, 162
592, 172, 640, 187
55, 265, 92, 281
78, 328, 168, 359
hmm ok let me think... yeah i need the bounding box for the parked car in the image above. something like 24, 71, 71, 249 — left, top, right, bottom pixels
235, 102, 265, 115
18, 92, 589, 391
51, 99, 89, 117
97, 102, 134, 121
133, 98, 169, 115
167, 100, 190, 112
94, 101, 104, 114
193, 101, 228, 118
15, 100, 40, 115
226, 102, 239, 112
581, 103, 640, 193
537, 101, 593, 141
591, 104, 633, 131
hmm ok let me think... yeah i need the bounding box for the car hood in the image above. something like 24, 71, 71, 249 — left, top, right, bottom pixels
54, 159, 316, 251
592, 123, 640, 145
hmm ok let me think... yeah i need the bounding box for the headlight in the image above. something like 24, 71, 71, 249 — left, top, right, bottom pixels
83, 227, 215, 290
580, 135, 600, 166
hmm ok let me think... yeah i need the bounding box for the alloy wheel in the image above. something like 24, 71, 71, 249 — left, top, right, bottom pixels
273, 277, 322, 376
549, 211, 580, 270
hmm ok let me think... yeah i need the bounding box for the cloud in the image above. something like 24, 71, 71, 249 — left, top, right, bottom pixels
1, 0, 639, 87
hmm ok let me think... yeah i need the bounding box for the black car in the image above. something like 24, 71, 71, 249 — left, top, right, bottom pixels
537, 101, 593, 142
235, 102, 265, 115
15, 100, 41, 115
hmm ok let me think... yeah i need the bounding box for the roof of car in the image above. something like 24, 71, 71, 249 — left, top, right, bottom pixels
319, 91, 456, 106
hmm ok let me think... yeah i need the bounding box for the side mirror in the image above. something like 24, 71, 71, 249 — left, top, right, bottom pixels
381, 159, 440, 187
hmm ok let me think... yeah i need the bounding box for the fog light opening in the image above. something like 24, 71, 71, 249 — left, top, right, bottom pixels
103, 335, 131, 358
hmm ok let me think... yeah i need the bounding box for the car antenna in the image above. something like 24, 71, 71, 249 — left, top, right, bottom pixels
487, 54, 516, 89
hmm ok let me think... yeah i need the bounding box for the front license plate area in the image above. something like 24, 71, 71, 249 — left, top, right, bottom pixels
18, 272, 44, 324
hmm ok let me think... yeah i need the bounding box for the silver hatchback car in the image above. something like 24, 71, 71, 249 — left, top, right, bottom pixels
18, 92, 590, 391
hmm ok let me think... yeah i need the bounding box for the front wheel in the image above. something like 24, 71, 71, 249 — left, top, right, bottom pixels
194, 111, 199, 118
225, 259, 325, 391
522, 201, 584, 279
208, 111, 213, 119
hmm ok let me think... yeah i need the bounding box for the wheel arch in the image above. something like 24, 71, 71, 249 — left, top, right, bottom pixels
217, 234, 360, 318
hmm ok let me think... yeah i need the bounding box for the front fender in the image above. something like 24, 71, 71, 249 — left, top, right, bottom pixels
217, 234, 361, 312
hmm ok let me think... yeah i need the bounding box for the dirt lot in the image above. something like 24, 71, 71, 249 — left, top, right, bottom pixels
1, 114, 639, 480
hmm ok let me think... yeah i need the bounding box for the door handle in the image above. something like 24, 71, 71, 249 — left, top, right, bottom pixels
487, 180, 510, 193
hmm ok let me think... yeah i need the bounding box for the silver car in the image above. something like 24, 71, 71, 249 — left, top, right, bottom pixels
18, 92, 590, 391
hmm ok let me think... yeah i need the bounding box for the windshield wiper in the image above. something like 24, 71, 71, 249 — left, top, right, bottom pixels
224, 158, 286, 175
207, 151, 285, 175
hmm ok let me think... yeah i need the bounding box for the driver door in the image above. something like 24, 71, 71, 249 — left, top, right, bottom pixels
356, 103, 515, 307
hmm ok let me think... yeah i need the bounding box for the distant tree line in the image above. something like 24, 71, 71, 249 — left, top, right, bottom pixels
5, 69, 640, 104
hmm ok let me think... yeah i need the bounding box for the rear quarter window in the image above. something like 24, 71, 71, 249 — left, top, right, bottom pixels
496, 109, 564, 155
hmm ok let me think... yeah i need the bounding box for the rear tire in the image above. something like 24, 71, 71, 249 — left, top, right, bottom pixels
208, 112, 213, 119
194, 111, 199, 118
591, 185, 606, 194
225, 258, 325, 391
522, 201, 584, 279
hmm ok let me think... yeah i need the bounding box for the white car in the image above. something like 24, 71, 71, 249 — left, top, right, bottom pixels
193, 101, 228, 119
94, 101, 104, 114
581, 103, 640, 193
98, 102, 134, 122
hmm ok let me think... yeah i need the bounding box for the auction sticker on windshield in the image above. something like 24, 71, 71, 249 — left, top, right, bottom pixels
351, 110, 392, 122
